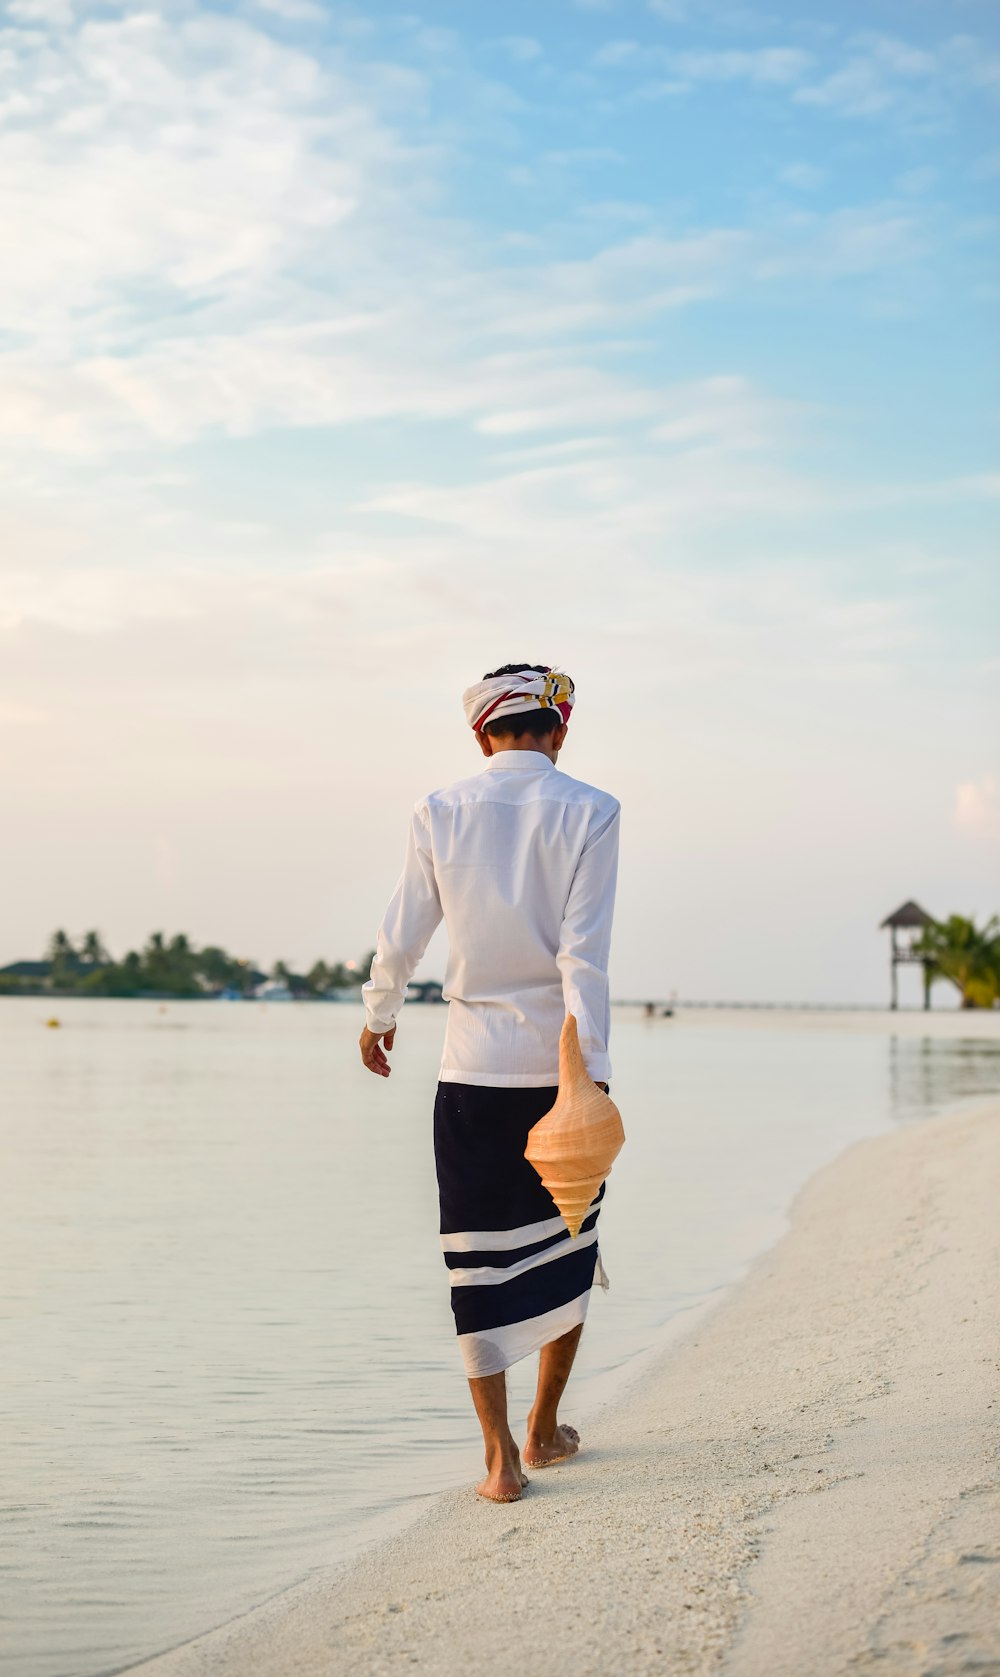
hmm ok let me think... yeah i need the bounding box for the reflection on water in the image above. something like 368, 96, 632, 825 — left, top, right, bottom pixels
888, 1033, 1000, 1123
1, 1001, 998, 1677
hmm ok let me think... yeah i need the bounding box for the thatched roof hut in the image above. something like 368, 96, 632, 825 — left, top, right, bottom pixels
879, 900, 934, 931
880, 901, 935, 1009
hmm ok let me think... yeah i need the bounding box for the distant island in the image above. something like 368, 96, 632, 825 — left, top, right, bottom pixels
3, 914, 996, 1009
0, 930, 421, 1002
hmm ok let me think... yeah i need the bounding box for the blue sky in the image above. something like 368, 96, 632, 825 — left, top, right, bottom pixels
1, 0, 998, 1002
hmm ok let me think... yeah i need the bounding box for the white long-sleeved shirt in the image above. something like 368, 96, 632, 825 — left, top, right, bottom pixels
363, 752, 620, 1087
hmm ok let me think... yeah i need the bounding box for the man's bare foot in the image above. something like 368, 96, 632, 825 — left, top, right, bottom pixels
476, 1454, 528, 1503
523, 1422, 580, 1468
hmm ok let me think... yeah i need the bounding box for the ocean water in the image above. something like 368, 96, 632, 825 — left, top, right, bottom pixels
2, 999, 999, 1677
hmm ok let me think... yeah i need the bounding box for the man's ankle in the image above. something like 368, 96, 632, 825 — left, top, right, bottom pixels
485, 1435, 519, 1468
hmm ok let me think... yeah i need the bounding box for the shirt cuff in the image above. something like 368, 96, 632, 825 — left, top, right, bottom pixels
363, 1001, 398, 1035
584, 1051, 612, 1085
361, 973, 401, 1035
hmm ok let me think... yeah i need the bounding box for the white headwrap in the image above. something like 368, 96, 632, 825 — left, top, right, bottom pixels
462, 667, 575, 732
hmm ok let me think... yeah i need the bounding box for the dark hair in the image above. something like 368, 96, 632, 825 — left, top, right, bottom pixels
482, 709, 563, 740
479, 663, 571, 739
482, 663, 552, 679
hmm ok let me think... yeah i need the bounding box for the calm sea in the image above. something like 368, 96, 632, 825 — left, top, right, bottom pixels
2, 999, 999, 1677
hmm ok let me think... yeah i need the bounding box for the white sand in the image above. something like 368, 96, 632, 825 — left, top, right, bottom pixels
134, 1097, 1000, 1677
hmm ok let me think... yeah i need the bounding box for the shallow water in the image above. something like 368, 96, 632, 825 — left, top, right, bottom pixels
2, 999, 999, 1677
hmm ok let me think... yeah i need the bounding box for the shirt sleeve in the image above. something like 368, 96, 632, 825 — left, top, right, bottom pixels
362, 804, 443, 1034
556, 800, 620, 1084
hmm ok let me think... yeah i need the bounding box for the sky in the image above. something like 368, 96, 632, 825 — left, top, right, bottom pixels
1, 0, 998, 1006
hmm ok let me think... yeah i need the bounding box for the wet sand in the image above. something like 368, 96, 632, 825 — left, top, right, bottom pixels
132, 1096, 1000, 1677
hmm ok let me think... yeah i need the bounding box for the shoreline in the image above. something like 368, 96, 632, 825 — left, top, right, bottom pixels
120, 1273, 738, 1676
130, 1093, 1000, 1677
4, 994, 994, 1015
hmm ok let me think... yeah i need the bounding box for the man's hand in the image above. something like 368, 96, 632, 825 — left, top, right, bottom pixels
360, 1024, 396, 1078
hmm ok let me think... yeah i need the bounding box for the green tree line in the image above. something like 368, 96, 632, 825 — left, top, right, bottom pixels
0, 930, 374, 1000
3, 915, 996, 1007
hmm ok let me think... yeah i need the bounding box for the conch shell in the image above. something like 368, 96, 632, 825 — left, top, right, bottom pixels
525, 1015, 625, 1239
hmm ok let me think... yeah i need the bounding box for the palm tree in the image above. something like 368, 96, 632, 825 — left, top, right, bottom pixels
916, 914, 1000, 1009
80, 930, 108, 967
46, 928, 76, 987
47, 929, 73, 962
198, 946, 239, 989
306, 960, 332, 995
142, 931, 170, 992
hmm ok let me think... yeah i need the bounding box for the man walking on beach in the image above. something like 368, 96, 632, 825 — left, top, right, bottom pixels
359, 665, 620, 1502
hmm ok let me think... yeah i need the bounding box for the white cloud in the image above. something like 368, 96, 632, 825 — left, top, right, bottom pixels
0, 6, 756, 462
896, 166, 939, 195
593, 40, 811, 85
623, 79, 692, 103
3, 3, 961, 472
954, 775, 1000, 841
595, 23, 995, 130
792, 33, 965, 121
355, 425, 996, 570
968, 55, 1000, 89
0, 183, 930, 457
482, 231, 745, 339
779, 162, 827, 190
778, 29, 1000, 124
491, 436, 617, 464
816, 211, 922, 275
0, 188, 751, 452
851, 33, 936, 78
972, 150, 1000, 180
648, 375, 805, 451
754, 208, 923, 280
795, 59, 898, 116
494, 36, 542, 63
360, 410, 830, 545
0, 498, 920, 703
250, 0, 327, 20
7, 0, 74, 23
545, 147, 624, 165
0, 13, 383, 345
592, 40, 641, 67
673, 47, 812, 84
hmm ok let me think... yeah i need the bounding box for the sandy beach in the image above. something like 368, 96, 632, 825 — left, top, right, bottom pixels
133, 1094, 1000, 1677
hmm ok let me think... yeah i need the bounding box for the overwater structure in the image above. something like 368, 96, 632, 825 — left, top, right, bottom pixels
880, 900, 935, 1010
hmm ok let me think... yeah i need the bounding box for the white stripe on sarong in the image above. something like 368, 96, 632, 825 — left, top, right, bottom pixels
457, 1294, 592, 1381
447, 1225, 598, 1287
439, 1194, 603, 1255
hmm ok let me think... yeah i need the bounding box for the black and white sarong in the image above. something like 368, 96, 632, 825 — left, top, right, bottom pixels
434, 1082, 606, 1379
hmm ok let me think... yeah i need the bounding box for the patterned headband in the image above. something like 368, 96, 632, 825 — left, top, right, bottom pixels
462, 668, 575, 732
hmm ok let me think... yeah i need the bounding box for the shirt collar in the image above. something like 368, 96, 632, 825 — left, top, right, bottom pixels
482, 752, 556, 773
